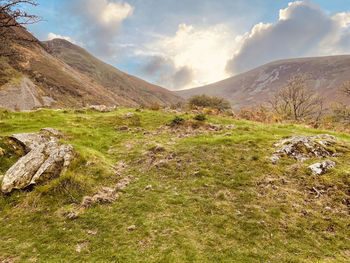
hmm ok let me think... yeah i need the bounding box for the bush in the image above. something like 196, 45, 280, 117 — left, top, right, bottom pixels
150, 102, 160, 111
188, 95, 231, 111
170, 116, 184, 126
193, 113, 206, 121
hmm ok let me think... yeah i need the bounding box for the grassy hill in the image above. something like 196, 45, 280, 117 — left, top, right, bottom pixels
0, 108, 349, 262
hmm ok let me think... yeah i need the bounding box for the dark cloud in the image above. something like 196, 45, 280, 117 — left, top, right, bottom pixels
226, 1, 345, 75
138, 56, 193, 90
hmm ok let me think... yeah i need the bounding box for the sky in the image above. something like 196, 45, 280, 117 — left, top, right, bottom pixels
25, 0, 350, 90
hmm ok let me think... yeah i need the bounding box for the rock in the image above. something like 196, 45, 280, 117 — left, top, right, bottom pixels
75, 241, 89, 253
1, 129, 74, 193
270, 154, 280, 164
0, 147, 5, 157
40, 127, 61, 137
145, 185, 152, 190
88, 105, 116, 112
125, 112, 135, 118
309, 160, 336, 175
127, 225, 136, 231
272, 134, 338, 163
87, 230, 98, 235
115, 126, 129, 131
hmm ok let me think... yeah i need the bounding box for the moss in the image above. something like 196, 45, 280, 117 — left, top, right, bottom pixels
0, 137, 25, 174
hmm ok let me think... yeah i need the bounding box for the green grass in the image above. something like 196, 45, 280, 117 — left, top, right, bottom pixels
0, 108, 349, 262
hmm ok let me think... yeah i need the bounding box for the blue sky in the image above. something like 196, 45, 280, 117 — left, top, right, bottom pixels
26, 0, 350, 90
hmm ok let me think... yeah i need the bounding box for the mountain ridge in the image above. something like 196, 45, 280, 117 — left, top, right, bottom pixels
44, 38, 183, 107
177, 55, 350, 109
0, 25, 182, 111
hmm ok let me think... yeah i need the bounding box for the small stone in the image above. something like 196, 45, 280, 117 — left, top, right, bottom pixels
309, 160, 336, 175
270, 154, 280, 164
75, 242, 89, 253
145, 185, 152, 190
115, 126, 128, 131
0, 147, 5, 157
87, 230, 98, 235
125, 112, 135, 118
127, 225, 136, 231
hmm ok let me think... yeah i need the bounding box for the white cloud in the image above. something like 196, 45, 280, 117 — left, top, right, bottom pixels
47, 33, 75, 43
139, 23, 240, 90
64, 0, 134, 58
226, 1, 350, 75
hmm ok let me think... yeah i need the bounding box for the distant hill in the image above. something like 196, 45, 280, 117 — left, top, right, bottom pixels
0, 25, 182, 111
44, 39, 183, 107
177, 55, 350, 109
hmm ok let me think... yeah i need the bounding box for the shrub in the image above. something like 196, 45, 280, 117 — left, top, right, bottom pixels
170, 116, 184, 126
188, 95, 231, 111
193, 113, 206, 121
150, 102, 160, 111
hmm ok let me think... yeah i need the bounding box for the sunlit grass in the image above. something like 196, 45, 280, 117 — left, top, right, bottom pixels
0, 108, 349, 262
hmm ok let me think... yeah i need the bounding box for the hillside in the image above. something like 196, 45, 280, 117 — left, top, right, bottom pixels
177, 55, 350, 109
0, 108, 349, 262
0, 26, 182, 111
0, 24, 131, 111
44, 39, 183, 107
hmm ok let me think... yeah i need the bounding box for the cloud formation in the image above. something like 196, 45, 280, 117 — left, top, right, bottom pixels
137, 23, 239, 90
47, 32, 75, 43
64, 0, 133, 58
226, 1, 350, 75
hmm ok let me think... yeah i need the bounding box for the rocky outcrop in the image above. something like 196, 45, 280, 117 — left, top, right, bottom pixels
309, 160, 336, 175
271, 134, 338, 164
1, 128, 74, 193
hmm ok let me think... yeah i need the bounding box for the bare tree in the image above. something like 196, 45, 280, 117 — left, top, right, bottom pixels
0, 0, 41, 55
269, 74, 324, 121
339, 81, 350, 98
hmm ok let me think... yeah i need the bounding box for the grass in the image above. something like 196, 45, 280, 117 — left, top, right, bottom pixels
0, 108, 349, 262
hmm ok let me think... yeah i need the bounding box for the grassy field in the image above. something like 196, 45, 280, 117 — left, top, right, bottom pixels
0, 108, 349, 262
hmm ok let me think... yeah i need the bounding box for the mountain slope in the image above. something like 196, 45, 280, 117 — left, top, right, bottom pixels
0, 24, 131, 111
177, 55, 350, 109
44, 39, 183, 107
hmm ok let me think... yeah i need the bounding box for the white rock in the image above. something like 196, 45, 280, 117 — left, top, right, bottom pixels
309, 160, 336, 175
271, 134, 338, 163
1, 129, 74, 193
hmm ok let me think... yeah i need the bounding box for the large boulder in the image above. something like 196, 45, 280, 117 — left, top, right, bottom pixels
1, 128, 74, 193
271, 134, 339, 164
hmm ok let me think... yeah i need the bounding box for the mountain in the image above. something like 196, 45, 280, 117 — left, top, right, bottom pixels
44, 39, 183, 107
177, 55, 350, 109
0, 25, 182, 111
0, 24, 130, 111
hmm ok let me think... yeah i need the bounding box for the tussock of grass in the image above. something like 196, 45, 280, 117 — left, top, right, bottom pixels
0, 108, 349, 262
